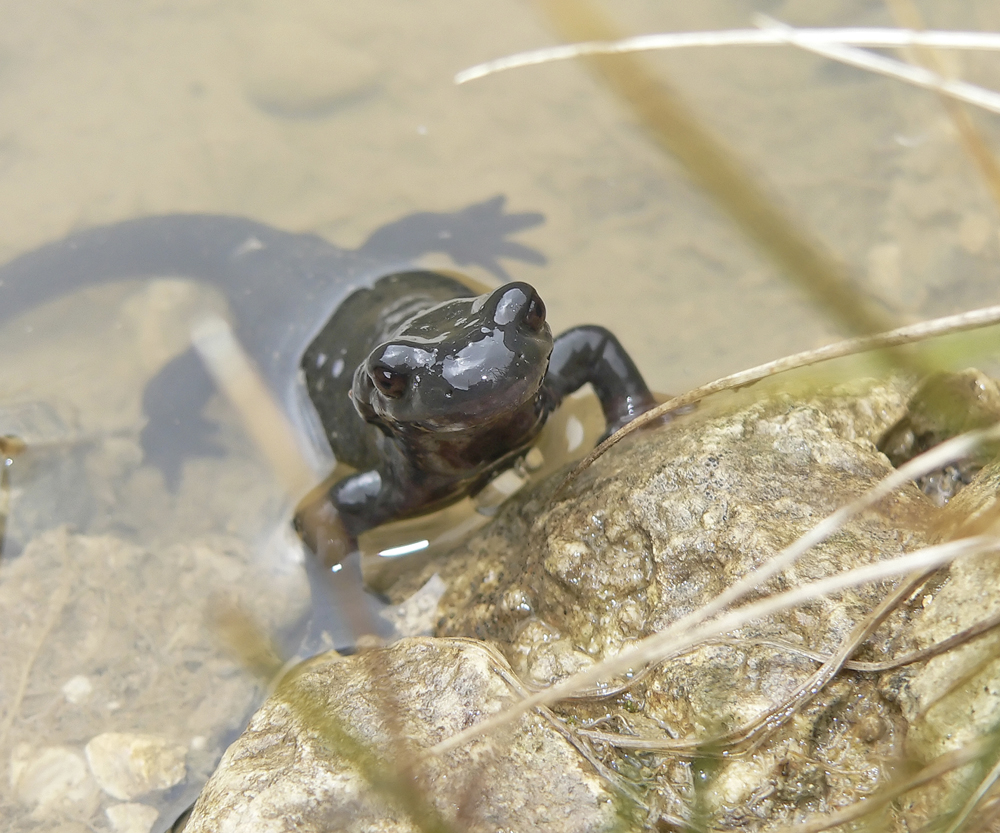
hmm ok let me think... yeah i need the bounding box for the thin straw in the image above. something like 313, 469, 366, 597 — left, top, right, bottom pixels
457, 27, 1000, 84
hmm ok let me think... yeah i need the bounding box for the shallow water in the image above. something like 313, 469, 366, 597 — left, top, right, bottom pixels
1, 1, 1000, 831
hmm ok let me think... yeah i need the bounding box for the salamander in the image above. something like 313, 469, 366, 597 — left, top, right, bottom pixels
296, 270, 657, 563
0, 196, 658, 560
0, 196, 544, 485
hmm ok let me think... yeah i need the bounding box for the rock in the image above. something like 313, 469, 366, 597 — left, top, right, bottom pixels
183, 638, 623, 833
105, 802, 160, 833
61, 674, 93, 704
878, 369, 1000, 504
377, 573, 447, 637
883, 456, 1000, 827
10, 744, 98, 814
177, 371, 1000, 831
85, 732, 187, 800
382, 373, 1000, 831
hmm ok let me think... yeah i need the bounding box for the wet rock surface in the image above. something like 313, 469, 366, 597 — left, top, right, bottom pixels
183, 638, 623, 833
384, 376, 931, 830
186, 372, 1000, 831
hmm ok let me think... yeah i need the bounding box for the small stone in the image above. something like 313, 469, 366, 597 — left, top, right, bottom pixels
184, 639, 619, 832
106, 802, 160, 833
61, 674, 93, 704
85, 732, 187, 800
12, 746, 94, 809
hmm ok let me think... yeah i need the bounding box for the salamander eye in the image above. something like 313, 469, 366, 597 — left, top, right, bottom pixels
372, 365, 408, 398
524, 291, 546, 332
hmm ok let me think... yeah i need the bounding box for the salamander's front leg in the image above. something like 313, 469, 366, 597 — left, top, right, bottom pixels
293, 470, 385, 568
544, 325, 658, 435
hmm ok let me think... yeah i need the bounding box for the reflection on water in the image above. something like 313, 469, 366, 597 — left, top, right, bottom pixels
1, 1, 1000, 831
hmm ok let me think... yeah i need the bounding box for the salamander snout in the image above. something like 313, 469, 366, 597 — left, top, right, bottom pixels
492, 283, 546, 333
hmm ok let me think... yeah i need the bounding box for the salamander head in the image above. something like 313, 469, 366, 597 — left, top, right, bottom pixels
351, 282, 552, 432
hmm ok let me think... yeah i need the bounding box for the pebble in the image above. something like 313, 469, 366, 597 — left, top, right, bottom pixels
84, 732, 187, 800
106, 802, 160, 833
61, 674, 93, 704
11, 744, 95, 810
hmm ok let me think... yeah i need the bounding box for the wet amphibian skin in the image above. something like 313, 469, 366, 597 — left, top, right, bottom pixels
296, 270, 657, 561
0, 198, 658, 559
0, 197, 544, 484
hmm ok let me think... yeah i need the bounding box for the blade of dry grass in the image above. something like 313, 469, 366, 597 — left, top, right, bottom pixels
207, 606, 464, 832
943, 750, 1000, 833
0, 529, 72, 757
207, 598, 288, 682
576, 571, 931, 754
191, 316, 384, 674
563, 303, 1000, 488
691, 606, 1000, 674
763, 735, 994, 833
190, 315, 317, 500
276, 662, 459, 833
881, 0, 1000, 217
755, 15, 1000, 114
431, 535, 1000, 756
456, 28, 1000, 83
541, 599, 1000, 699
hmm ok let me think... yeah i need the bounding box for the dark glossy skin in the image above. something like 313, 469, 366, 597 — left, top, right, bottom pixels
296, 271, 657, 555
0, 197, 544, 486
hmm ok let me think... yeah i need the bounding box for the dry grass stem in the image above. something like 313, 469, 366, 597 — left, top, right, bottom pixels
431, 535, 1000, 757
578, 571, 931, 755
694, 606, 1000, 674
277, 664, 458, 833
0, 529, 72, 757
763, 736, 995, 833
546, 600, 1000, 700
448, 639, 646, 818
755, 15, 1000, 114
565, 303, 1000, 486
943, 749, 1000, 833
208, 599, 287, 682
456, 27, 1000, 85
882, 0, 1000, 214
